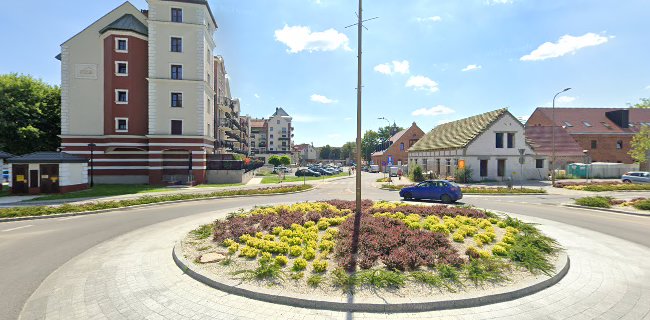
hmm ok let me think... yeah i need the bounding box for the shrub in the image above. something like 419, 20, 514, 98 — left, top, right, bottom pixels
464, 257, 509, 285
303, 248, 316, 260
312, 259, 328, 272
233, 259, 284, 281
275, 255, 288, 266
492, 244, 508, 256
633, 199, 650, 211
330, 268, 355, 291
292, 258, 308, 271
317, 219, 330, 230
239, 246, 259, 258
356, 269, 407, 288
410, 165, 425, 182
575, 196, 612, 208
190, 224, 213, 240
289, 245, 303, 257
437, 264, 460, 283
409, 271, 444, 287
307, 274, 323, 287
228, 243, 239, 254
454, 167, 473, 183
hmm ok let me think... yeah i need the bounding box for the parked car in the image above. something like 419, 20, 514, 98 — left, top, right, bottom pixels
295, 168, 321, 177
389, 166, 399, 177
272, 166, 291, 173
621, 171, 650, 183
399, 180, 463, 204
369, 165, 380, 173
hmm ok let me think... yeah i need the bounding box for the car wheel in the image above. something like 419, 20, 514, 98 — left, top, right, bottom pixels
623, 179, 631, 183
441, 194, 452, 204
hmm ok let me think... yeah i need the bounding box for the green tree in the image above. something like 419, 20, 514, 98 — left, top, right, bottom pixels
361, 130, 381, 161
319, 145, 332, 159
330, 147, 341, 160
0, 73, 61, 155
268, 155, 281, 167
410, 165, 425, 182
279, 155, 291, 166
340, 141, 356, 160
378, 125, 404, 141
631, 98, 650, 109
629, 126, 650, 164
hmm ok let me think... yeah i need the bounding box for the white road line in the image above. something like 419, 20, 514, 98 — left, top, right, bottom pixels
2, 225, 34, 232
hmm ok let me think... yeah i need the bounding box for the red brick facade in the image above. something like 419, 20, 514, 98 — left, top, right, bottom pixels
371, 122, 425, 171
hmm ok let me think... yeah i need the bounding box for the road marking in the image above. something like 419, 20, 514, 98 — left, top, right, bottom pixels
2, 225, 34, 232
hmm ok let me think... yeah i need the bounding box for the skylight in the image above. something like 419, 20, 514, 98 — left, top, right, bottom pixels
563, 121, 573, 127
583, 121, 592, 127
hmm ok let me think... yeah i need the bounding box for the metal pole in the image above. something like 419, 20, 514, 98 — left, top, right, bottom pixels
351, 0, 363, 273
551, 88, 571, 186
88, 143, 95, 188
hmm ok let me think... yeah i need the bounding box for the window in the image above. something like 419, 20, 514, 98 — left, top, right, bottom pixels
400, 143, 404, 151
115, 38, 128, 53
583, 121, 592, 127
270, 134, 274, 139
207, 98, 211, 114
115, 118, 128, 132
616, 140, 623, 149
115, 61, 128, 76
171, 65, 182, 80
270, 141, 274, 145
436, 159, 441, 175
171, 120, 183, 135
536, 159, 544, 169
171, 8, 183, 23
277, 120, 280, 124
171, 92, 183, 108
270, 127, 273, 132
495, 132, 504, 148
591, 140, 597, 149
497, 159, 505, 177
171, 37, 182, 52
563, 121, 573, 128
115, 90, 128, 104
507, 133, 515, 148
480, 160, 488, 177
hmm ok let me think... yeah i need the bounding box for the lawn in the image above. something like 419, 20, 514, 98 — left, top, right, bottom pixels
29, 184, 172, 201
195, 183, 244, 188
262, 172, 349, 184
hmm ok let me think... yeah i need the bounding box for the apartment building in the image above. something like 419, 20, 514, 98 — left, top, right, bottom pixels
56, 1, 218, 184
250, 108, 294, 162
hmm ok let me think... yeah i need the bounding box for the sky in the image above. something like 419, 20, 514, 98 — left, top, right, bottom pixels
1, 0, 649, 147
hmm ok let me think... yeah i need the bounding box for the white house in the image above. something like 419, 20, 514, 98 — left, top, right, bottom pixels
408, 108, 549, 181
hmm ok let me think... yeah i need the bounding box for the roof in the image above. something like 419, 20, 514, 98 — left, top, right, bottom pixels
7, 152, 88, 164
272, 107, 291, 117
525, 126, 585, 157
99, 14, 148, 36
389, 129, 407, 143
161, 0, 217, 28
529, 108, 650, 134
410, 108, 509, 152
250, 120, 266, 128
0, 151, 15, 159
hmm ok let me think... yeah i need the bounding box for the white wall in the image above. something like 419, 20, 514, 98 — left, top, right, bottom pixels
60, 163, 88, 186
268, 115, 292, 152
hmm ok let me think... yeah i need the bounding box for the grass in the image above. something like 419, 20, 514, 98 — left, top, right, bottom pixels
380, 184, 546, 194
232, 260, 285, 281
261, 172, 348, 184
463, 257, 510, 285
0, 188, 9, 197
633, 199, 650, 211
575, 196, 612, 208
190, 224, 214, 240
29, 184, 171, 201
503, 217, 560, 275
307, 274, 323, 287
195, 183, 245, 188
0, 184, 313, 219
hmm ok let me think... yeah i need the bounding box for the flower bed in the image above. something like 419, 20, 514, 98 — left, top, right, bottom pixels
380, 184, 545, 194
555, 181, 650, 192
184, 200, 561, 295
574, 196, 649, 210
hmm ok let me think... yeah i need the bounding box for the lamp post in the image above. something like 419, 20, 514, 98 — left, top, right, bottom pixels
87, 143, 96, 188
551, 87, 572, 186
377, 117, 391, 151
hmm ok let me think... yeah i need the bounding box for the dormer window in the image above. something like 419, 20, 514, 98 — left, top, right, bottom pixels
563, 121, 573, 127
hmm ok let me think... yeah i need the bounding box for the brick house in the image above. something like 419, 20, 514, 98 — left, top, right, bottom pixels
371, 122, 425, 172
526, 108, 650, 164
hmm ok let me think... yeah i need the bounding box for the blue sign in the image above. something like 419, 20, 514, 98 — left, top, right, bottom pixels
387, 156, 393, 164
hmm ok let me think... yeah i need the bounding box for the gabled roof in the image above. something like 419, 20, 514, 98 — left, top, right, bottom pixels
525, 126, 585, 157
0, 151, 15, 159
529, 108, 650, 134
410, 108, 509, 152
99, 14, 148, 36
7, 152, 88, 164
272, 107, 291, 117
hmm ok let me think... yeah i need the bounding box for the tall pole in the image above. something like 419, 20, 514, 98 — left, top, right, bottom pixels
351, 0, 363, 273
551, 87, 571, 186
88, 143, 96, 188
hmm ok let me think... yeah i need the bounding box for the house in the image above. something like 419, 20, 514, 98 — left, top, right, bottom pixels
526, 108, 650, 164
524, 126, 586, 169
294, 143, 319, 164
6, 152, 88, 194
55, 0, 221, 185
249, 108, 294, 163
408, 108, 548, 181
372, 122, 425, 172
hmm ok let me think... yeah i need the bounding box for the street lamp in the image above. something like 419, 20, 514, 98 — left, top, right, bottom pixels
87, 143, 96, 188
377, 117, 391, 150
551, 87, 572, 186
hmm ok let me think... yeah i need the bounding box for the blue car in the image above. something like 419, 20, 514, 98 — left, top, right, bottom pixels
399, 180, 463, 204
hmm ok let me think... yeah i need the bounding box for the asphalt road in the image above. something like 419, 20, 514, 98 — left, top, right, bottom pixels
1, 173, 649, 320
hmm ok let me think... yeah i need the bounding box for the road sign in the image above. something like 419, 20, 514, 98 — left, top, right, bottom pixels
519, 157, 525, 164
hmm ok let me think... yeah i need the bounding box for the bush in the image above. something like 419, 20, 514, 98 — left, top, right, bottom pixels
292, 258, 308, 271
275, 255, 288, 266
575, 196, 612, 208
454, 167, 473, 183
633, 199, 650, 211
307, 274, 323, 287
356, 269, 407, 288
312, 259, 328, 272
410, 165, 425, 182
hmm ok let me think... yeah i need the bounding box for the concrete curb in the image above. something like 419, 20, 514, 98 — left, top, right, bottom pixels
0, 186, 315, 223
173, 243, 570, 313
563, 204, 650, 217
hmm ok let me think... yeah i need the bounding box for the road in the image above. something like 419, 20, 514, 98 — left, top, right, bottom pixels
1, 172, 649, 320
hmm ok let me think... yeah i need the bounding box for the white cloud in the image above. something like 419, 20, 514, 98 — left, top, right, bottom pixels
374, 60, 410, 75
254, 93, 260, 99
521, 33, 610, 61
274, 25, 351, 53
406, 75, 439, 93
310, 94, 337, 104
415, 16, 442, 23
556, 96, 576, 104
645, 85, 650, 90
462, 64, 482, 72
411, 105, 455, 117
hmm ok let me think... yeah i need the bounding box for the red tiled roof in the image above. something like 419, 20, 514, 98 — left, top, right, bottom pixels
250, 120, 266, 127
531, 108, 650, 134
525, 126, 585, 157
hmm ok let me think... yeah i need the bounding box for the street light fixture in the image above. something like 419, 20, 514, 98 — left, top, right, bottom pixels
551, 87, 572, 186
87, 143, 96, 188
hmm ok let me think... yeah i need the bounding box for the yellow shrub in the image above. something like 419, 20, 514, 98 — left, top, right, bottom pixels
492, 244, 508, 256
289, 245, 303, 257
275, 255, 288, 266
292, 258, 308, 271
313, 259, 328, 272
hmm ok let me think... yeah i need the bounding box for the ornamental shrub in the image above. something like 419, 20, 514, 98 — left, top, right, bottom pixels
317, 219, 330, 230
303, 248, 316, 260
492, 244, 508, 256
228, 243, 239, 254
633, 199, 650, 211
292, 258, 308, 271
239, 246, 259, 258
275, 255, 288, 266
319, 240, 335, 252
312, 259, 328, 272
410, 165, 425, 182
289, 245, 303, 257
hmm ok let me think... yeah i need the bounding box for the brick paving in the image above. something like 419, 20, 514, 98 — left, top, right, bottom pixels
20, 207, 650, 320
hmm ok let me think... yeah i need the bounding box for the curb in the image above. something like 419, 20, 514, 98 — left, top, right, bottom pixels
173, 243, 570, 313
0, 186, 315, 223
563, 204, 650, 217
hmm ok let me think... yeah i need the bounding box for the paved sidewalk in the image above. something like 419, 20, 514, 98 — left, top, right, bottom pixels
246, 177, 263, 185
20, 206, 650, 319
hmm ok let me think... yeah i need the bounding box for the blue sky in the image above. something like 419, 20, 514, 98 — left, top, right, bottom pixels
1, 0, 649, 147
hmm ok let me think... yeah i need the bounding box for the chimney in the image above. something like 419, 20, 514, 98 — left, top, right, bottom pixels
605, 109, 629, 128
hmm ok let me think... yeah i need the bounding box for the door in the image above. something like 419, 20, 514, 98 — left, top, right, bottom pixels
431, 181, 444, 200
11, 164, 29, 194
497, 159, 506, 178
39, 164, 60, 194
480, 160, 488, 177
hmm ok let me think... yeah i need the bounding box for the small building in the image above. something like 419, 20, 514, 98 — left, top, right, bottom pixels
6, 152, 88, 194
372, 122, 425, 172
409, 108, 548, 181
0, 151, 15, 190
294, 143, 319, 164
